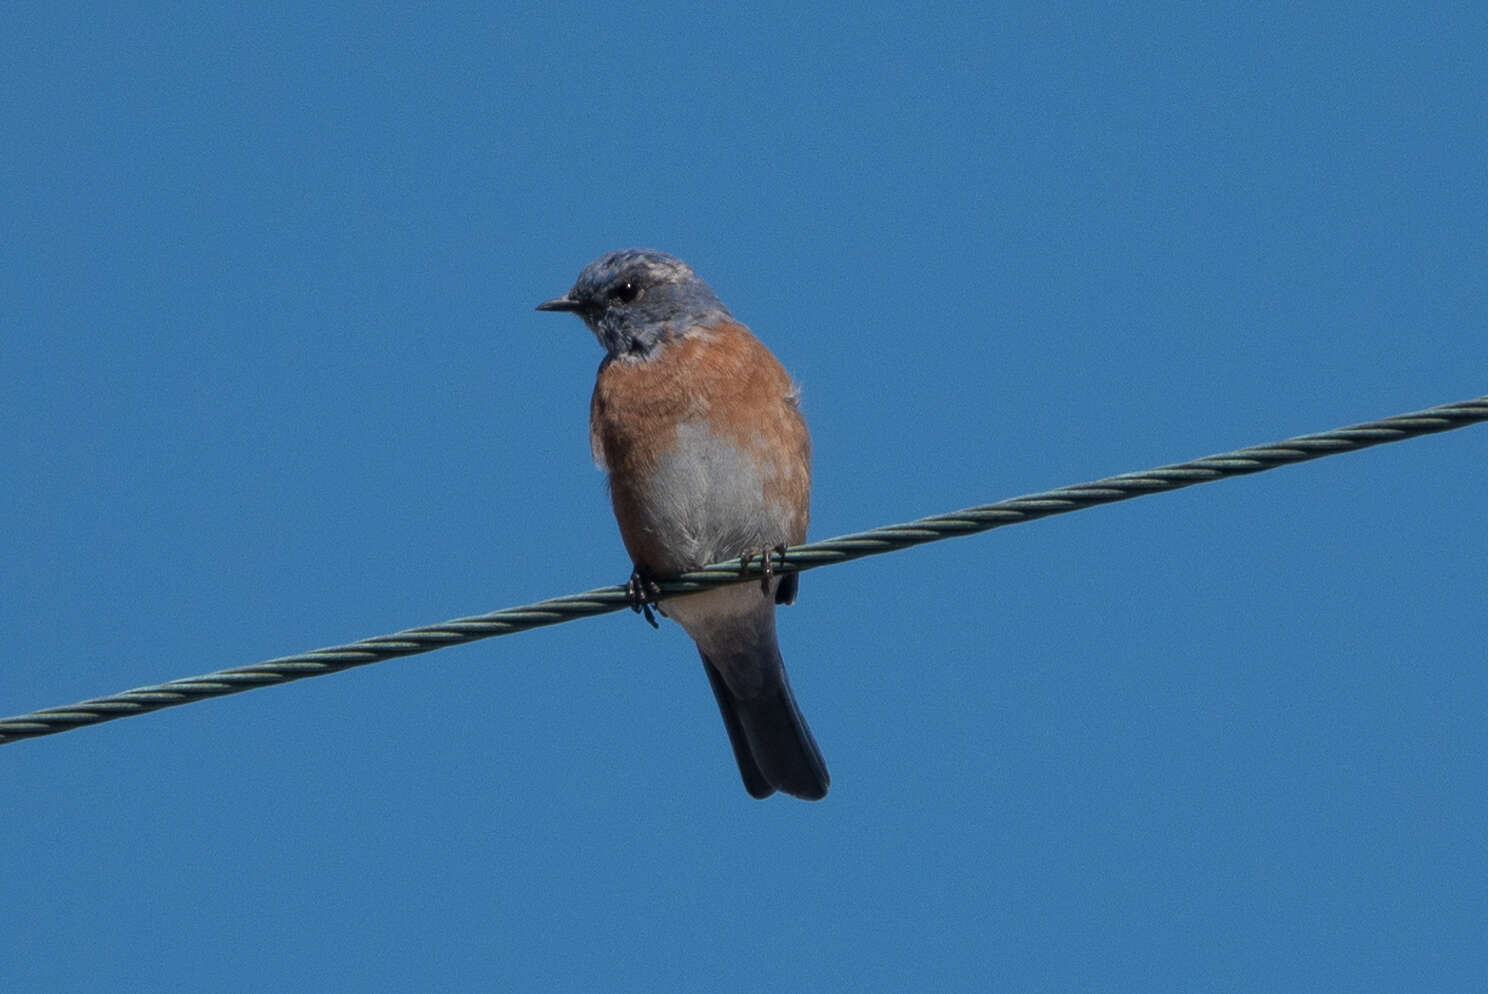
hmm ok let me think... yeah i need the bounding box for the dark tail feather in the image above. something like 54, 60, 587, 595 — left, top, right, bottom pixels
700, 650, 829, 801
702, 660, 775, 799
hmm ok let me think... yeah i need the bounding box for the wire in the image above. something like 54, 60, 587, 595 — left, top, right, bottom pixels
3, 393, 1485, 746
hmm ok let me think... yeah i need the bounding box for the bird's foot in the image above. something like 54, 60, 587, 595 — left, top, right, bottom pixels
739, 545, 789, 597
626, 567, 663, 629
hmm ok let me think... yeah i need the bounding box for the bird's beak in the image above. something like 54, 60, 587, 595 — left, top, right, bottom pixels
536, 295, 581, 312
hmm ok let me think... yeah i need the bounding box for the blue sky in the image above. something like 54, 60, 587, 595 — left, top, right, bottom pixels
5, 3, 1487, 990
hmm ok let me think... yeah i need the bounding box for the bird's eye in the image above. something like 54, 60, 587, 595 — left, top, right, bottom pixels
609, 281, 640, 303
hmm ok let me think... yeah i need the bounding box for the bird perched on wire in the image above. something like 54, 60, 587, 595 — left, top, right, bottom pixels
538, 249, 829, 800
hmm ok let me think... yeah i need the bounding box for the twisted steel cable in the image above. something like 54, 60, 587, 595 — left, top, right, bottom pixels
3, 393, 1484, 746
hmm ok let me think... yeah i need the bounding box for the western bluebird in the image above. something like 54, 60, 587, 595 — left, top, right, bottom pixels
538, 249, 829, 800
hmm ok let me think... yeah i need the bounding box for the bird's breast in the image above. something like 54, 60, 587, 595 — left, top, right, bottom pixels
589, 321, 811, 573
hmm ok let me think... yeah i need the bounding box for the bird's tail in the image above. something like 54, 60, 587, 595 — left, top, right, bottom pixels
700, 647, 829, 801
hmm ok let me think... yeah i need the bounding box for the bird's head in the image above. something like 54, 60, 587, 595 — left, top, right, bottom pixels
537, 249, 730, 358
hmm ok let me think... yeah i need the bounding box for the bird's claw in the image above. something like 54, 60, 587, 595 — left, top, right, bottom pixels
740, 545, 789, 597
626, 567, 662, 629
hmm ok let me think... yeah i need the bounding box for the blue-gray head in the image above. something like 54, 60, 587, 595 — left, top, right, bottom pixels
536, 249, 731, 358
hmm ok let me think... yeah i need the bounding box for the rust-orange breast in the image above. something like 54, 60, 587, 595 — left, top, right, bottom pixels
589, 320, 811, 572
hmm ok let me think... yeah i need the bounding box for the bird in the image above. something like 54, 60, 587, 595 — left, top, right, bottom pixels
537, 249, 829, 800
